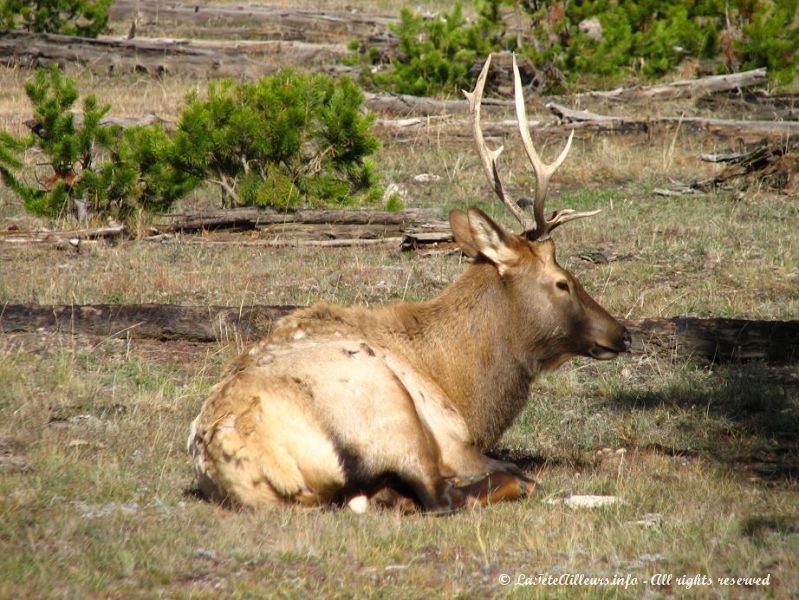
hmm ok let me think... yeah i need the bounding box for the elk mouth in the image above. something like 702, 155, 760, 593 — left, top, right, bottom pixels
588, 330, 632, 360
588, 345, 623, 360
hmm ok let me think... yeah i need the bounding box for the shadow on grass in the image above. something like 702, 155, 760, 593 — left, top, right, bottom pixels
605, 362, 799, 484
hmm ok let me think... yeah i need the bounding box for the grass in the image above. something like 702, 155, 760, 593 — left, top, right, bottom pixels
1, 4, 798, 595
0, 335, 796, 597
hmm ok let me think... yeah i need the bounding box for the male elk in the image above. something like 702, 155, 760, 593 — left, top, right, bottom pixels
188, 54, 630, 513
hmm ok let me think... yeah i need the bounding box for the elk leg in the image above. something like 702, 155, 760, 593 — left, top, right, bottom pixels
454, 472, 534, 507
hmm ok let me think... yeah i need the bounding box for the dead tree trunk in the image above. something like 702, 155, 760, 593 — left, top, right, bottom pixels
109, 0, 395, 43
546, 103, 799, 141
159, 208, 444, 232
0, 30, 348, 77
575, 68, 767, 101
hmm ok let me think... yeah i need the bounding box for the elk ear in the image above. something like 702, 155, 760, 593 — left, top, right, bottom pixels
449, 209, 480, 257
466, 207, 519, 275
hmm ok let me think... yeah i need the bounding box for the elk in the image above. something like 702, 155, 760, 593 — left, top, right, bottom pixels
188, 54, 630, 513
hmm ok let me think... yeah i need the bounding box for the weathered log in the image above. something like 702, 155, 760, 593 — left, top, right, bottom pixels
575, 68, 767, 101
376, 112, 799, 143
62, 110, 175, 133
364, 93, 512, 116
148, 235, 405, 248
401, 231, 457, 252
694, 141, 798, 191
361, 69, 769, 117
0, 30, 348, 77
0, 224, 127, 244
159, 207, 444, 233
2, 304, 797, 364
108, 0, 395, 43
697, 91, 799, 122
546, 103, 799, 141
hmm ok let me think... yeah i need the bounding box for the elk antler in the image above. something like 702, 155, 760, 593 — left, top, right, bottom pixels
463, 54, 535, 232
464, 53, 600, 240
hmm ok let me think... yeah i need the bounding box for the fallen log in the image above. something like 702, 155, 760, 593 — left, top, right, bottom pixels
576, 68, 767, 101
375, 112, 799, 143
148, 235, 405, 248
1, 304, 797, 364
0, 224, 127, 244
697, 91, 799, 122
364, 69, 768, 115
694, 141, 798, 191
64, 111, 175, 133
108, 0, 395, 43
0, 30, 348, 77
546, 103, 799, 141
159, 207, 445, 232
364, 93, 512, 116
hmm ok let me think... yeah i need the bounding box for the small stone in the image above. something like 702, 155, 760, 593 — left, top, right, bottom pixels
413, 173, 441, 183
546, 495, 622, 509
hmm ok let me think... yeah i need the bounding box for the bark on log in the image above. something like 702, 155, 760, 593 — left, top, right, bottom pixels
362, 69, 768, 116
375, 112, 799, 143
545, 103, 799, 141
697, 91, 799, 122
2, 304, 797, 364
109, 0, 395, 43
694, 141, 798, 191
159, 207, 444, 232
0, 224, 127, 244
575, 68, 767, 101
364, 93, 512, 116
0, 30, 348, 77
62, 111, 175, 133
148, 235, 406, 248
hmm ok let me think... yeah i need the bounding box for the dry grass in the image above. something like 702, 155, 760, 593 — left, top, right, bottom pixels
0, 10, 798, 597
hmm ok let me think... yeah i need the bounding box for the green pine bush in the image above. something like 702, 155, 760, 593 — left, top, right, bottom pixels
1, 67, 383, 221
1, 0, 112, 37
354, 0, 798, 96
171, 71, 382, 209
354, 2, 496, 97
0, 66, 199, 220
736, 0, 799, 85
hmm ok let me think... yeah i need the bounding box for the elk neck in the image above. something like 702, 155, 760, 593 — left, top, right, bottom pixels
381, 260, 550, 448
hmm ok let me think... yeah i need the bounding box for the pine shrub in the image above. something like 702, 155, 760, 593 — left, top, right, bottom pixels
0, 66, 199, 220
172, 71, 382, 208
1, 0, 112, 37
353, 0, 798, 95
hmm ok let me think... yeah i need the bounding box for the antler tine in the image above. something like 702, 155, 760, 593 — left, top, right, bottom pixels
464, 54, 535, 231
511, 53, 600, 239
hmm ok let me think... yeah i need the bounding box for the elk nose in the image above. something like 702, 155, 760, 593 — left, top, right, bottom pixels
622, 329, 632, 352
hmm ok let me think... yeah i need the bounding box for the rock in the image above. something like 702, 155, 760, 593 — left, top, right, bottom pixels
546, 494, 622, 508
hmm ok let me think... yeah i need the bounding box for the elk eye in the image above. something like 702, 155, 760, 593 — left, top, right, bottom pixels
556, 280, 570, 292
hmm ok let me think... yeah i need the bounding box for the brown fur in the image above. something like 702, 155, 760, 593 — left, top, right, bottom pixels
188, 207, 629, 512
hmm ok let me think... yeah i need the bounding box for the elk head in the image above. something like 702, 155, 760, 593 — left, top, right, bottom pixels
456, 54, 631, 368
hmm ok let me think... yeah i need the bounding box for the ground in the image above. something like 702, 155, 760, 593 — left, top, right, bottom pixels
0, 2, 798, 598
